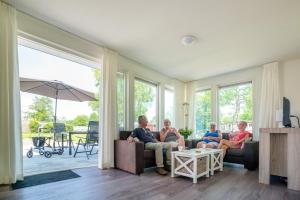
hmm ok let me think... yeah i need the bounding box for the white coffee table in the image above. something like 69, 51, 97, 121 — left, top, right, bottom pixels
201, 148, 223, 175
171, 148, 223, 183
171, 149, 210, 183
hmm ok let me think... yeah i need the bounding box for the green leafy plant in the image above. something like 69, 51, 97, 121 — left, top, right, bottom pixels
43, 122, 53, 133
179, 128, 193, 139
65, 123, 74, 132
28, 119, 39, 133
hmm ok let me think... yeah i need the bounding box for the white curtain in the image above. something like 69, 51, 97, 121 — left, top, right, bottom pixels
98, 48, 118, 169
259, 62, 280, 128
0, 2, 23, 184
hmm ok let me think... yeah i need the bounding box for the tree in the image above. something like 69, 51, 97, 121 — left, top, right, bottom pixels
195, 90, 211, 133
26, 96, 53, 121
134, 80, 154, 121
239, 86, 253, 121
88, 68, 100, 120
71, 115, 89, 126
117, 73, 125, 129
219, 87, 240, 124
28, 119, 39, 133
89, 112, 99, 121
26, 96, 53, 133
219, 84, 253, 130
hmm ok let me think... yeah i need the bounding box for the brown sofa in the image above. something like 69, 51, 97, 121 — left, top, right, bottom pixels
114, 131, 177, 175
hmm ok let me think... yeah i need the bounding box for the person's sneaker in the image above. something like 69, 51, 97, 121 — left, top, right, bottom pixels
156, 167, 168, 175
164, 165, 171, 172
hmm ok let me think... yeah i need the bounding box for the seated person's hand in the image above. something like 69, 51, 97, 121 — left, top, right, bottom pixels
207, 136, 213, 140
231, 141, 239, 145
127, 136, 134, 143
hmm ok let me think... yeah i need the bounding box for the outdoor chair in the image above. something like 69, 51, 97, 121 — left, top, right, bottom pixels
53, 123, 73, 152
73, 121, 99, 159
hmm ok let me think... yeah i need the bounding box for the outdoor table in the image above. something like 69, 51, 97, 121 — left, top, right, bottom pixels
68, 131, 98, 155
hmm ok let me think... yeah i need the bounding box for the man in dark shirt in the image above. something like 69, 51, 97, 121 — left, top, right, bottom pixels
128, 115, 171, 175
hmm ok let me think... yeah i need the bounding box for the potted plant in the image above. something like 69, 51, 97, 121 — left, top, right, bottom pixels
179, 128, 193, 140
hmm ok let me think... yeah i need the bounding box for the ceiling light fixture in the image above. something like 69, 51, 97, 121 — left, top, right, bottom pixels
181, 35, 197, 46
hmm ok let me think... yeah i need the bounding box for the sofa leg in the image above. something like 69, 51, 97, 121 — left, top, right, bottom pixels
244, 164, 257, 171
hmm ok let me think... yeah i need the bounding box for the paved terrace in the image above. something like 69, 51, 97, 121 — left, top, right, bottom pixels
23, 139, 98, 176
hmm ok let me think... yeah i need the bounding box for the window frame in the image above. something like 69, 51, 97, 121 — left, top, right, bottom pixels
133, 77, 159, 130
193, 88, 213, 138
217, 81, 254, 132
164, 87, 176, 126
18, 37, 100, 70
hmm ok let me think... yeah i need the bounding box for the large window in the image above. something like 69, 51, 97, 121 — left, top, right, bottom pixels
134, 78, 157, 131
218, 82, 253, 132
117, 72, 125, 131
194, 89, 212, 138
164, 88, 175, 125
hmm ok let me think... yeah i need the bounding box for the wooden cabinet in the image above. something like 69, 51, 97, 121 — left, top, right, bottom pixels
259, 128, 300, 191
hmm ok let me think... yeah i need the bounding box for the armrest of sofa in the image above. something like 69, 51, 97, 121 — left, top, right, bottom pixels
114, 140, 145, 175
243, 141, 259, 170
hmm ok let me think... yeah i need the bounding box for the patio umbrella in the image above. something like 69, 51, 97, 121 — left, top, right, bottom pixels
20, 77, 97, 124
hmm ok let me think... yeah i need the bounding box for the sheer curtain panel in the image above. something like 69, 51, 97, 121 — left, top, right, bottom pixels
98, 48, 118, 169
0, 2, 23, 184
259, 62, 280, 128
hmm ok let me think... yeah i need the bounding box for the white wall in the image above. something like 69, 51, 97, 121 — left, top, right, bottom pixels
280, 58, 300, 127
186, 67, 263, 139
17, 12, 102, 64
16, 11, 185, 131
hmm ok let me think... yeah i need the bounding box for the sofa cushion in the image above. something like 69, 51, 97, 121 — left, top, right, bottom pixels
120, 131, 132, 140
152, 131, 160, 141
222, 132, 253, 141
222, 133, 230, 140
226, 148, 244, 157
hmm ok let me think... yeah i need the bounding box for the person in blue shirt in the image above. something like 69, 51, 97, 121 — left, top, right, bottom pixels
127, 115, 171, 175
197, 122, 222, 149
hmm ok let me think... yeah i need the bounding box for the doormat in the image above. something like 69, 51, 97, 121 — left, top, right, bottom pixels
12, 170, 80, 190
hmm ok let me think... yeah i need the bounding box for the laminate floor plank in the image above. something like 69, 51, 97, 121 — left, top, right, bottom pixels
0, 166, 299, 200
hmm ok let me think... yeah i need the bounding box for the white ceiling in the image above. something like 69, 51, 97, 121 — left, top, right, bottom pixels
8, 0, 300, 81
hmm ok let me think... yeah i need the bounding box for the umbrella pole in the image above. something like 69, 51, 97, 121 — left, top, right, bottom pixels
54, 90, 58, 124
53, 90, 58, 149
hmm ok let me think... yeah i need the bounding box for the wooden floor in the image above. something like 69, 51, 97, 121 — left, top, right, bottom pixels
1, 165, 300, 200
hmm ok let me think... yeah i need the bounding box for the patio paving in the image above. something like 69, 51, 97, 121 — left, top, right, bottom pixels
23, 139, 98, 176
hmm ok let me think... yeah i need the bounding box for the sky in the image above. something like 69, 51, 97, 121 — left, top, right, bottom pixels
18, 45, 98, 120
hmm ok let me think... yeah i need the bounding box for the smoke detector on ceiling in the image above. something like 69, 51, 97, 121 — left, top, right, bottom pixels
181, 35, 197, 46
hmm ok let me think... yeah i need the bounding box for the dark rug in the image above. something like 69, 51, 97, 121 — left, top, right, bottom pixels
12, 170, 80, 190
